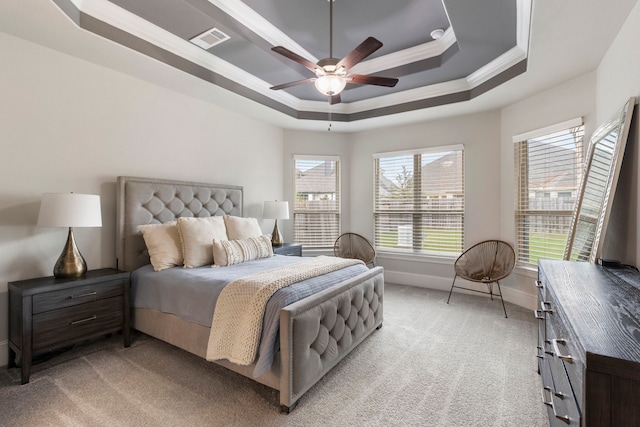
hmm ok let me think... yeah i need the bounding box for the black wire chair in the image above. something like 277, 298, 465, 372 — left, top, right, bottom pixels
446, 240, 516, 318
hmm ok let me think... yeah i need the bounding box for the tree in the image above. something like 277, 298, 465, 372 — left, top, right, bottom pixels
391, 165, 413, 198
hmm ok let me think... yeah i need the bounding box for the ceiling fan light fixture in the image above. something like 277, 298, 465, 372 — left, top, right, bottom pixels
315, 74, 347, 96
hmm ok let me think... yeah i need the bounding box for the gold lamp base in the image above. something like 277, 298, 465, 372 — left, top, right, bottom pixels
53, 227, 87, 279
271, 220, 283, 246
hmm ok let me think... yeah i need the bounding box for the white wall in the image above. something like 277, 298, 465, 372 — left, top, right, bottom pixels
346, 111, 516, 301
0, 33, 284, 366
499, 72, 597, 296
4, 0, 640, 368
596, 1, 640, 267
282, 130, 352, 255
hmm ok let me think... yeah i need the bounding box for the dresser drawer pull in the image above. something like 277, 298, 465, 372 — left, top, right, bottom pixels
542, 386, 571, 424
540, 300, 553, 313
534, 309, 545, 320
535, 280, 543, 289
552, 339, 574, 363
536, 346, 544, 359
69, 291, 97, 299
70, 315, 97, 325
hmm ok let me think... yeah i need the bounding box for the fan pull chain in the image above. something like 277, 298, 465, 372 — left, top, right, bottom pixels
328, 97, 332, 131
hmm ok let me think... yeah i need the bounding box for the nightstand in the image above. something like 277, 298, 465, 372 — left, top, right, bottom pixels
273, 243, 302, 256
8, 268, 130, 384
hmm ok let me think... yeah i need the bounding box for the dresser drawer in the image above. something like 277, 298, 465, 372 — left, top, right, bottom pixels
547, 352, 581, 425
32, 279, 124, 314
547, 303, 585, 407
32, 296, 124, 351
538, 260, 640, 427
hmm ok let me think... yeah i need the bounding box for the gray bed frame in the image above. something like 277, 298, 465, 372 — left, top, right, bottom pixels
115, 176, 384, 412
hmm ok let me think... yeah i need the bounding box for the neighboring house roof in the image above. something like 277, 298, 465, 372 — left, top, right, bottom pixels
421, 151, 464, 195
527, 141, 580, 192
295, 162, 337, 194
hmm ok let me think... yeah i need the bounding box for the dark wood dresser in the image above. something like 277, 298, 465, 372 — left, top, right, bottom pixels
536, 260, 640, 426
8, 268, 130, 384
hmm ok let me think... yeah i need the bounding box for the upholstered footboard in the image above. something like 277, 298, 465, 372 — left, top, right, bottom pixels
279, 266, 384, 412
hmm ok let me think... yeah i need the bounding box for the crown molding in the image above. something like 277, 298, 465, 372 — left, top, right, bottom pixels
56, 0, 530, 122
207, 0, 318, 62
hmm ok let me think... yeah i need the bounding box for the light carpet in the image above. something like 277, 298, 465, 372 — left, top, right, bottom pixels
0, 283, 547, 426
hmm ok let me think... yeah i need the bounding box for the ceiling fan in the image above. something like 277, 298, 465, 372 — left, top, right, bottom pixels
269, 0, 399, 105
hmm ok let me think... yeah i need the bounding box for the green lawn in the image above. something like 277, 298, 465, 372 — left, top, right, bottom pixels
378, 228, 462, 253
523, 232, 568, 264
377, 229, 568, 261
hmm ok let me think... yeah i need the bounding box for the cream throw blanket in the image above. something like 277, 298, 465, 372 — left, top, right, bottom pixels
206, 256, 364, 365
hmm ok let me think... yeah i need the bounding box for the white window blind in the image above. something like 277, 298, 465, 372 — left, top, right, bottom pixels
373, 145, 464, 256
293, 156, 340, 248
514, 121, 585, 267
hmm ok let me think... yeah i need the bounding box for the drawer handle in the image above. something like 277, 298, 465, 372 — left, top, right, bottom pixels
70, 315, 97, 325
534, 309, 544, 320
536, 345, 544, 359
535, 280, 543, 289
69, 291, 97, 299
540, 300, 553, 313
542, 386, 571, 424
552, 339, 574, 363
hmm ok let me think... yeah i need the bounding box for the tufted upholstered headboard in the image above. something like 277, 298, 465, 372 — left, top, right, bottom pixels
116, 176, 243, 272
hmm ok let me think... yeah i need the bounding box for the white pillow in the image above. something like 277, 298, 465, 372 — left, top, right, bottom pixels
177, 216, 227, 268
212, 235, 274, 267
224, 216, 263, 240
138, 221, 182, 271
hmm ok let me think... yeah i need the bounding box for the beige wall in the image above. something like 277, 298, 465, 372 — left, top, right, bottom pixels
0, 33, 284, 366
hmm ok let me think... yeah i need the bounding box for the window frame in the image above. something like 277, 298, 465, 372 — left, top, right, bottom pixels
292, 155, 341, 249
513, 118, 585, 268
373, 144, 465, 257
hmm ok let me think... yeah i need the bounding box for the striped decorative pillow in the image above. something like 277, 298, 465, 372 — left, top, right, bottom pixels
212, 234, 273, 267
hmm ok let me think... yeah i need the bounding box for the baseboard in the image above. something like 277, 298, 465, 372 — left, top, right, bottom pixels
384, 269, 537, 310
0, 340, 8, 368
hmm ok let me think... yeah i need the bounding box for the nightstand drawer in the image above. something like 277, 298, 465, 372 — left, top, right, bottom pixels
32, 279, 124, 315
33, 296, 124, 350
273, 244, 302, 256
9, 268, 130, 384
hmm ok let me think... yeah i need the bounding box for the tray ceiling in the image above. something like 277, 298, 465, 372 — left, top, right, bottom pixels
52, 0, 530, 123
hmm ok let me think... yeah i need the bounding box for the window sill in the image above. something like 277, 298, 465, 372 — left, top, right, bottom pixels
376, 250, 457, 264
514, 264, 538, 278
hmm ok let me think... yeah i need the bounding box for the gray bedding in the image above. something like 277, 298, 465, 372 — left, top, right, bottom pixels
131, 255, 369, 377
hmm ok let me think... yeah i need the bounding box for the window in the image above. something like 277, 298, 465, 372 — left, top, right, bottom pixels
373, 145, 464, 256
293, 155, 340, 248
514, 119, 585, 267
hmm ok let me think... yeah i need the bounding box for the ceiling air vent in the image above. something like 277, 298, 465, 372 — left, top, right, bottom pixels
189, 27, 230, 50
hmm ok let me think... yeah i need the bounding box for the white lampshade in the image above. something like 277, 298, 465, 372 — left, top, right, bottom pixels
314, 75, 347, 96
263, 201, 289, 220
38, 193, 102, 228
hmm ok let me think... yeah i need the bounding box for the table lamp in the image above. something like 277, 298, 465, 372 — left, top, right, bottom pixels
37, 193, 102, 279
263, 201, 289, 246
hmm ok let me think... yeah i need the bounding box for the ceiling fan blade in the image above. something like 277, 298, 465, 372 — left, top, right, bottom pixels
271, 46, 319, 72
329, 94, 341, 105
348, 74, 399, 87
336, 37, 383, 70
270, 78, 315, 91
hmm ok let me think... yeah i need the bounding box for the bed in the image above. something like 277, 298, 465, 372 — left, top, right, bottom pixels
115, 176, 384, 412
